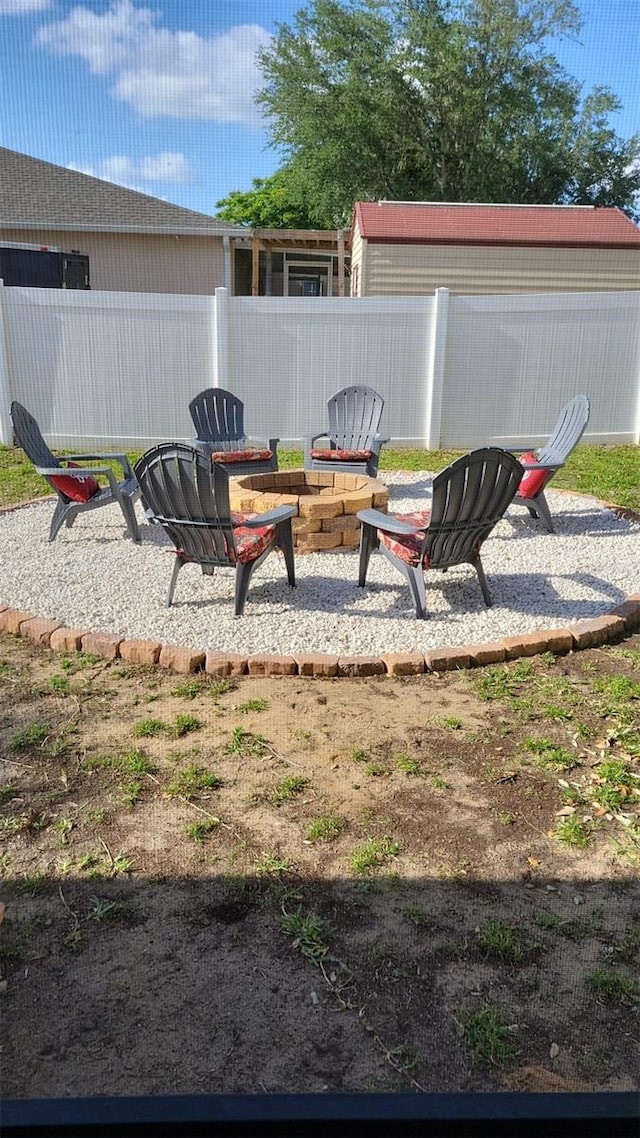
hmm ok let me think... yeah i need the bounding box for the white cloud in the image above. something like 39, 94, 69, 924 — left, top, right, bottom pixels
37, 0, 270, 125
68, 151, 188, 193
0, 0, 53, 12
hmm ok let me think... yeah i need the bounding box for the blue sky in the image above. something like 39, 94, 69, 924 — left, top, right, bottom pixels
1, 0, 638, 217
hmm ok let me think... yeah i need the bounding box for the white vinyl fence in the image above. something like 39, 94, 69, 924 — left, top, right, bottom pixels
0, 283, 638, 451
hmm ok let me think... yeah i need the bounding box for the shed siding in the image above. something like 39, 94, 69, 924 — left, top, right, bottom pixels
361, 242, 640, 296
0, 228, 225, 294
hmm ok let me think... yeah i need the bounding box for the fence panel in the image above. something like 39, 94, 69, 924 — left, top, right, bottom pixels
440, 291, 640, 448
225, 296, 433, 447
1, 287, 216, 449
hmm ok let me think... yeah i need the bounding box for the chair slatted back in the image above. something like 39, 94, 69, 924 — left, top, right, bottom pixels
424, 448, 523, 569
537, 394, 590, 467
189, 388, 246, 453
11, 401, 61, 474
327, 385, 385, 450
134, 443, 237, 567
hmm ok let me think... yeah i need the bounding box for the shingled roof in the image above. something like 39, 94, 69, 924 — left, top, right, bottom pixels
353, 201, 640, 249
0, 147, 240, 236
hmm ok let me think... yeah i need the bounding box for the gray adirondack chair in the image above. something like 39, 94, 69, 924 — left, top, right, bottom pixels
133, 443, 295, 615
304, 385, 389, 477
189, 387, 279, 475
357, 447, 523, 619
509, 394, 590, 533
10, 400, 140, 543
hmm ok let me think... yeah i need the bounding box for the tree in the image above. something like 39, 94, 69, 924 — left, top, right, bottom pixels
253, 0, 640, 226
215, 170, 322, 228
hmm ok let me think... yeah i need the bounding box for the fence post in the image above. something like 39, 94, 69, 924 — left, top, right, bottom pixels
0, 280, 13, 445
213, 286, 229, 388
424, 287, 450, 450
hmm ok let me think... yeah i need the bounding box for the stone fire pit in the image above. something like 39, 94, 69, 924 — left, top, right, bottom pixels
229, 469, 389, 552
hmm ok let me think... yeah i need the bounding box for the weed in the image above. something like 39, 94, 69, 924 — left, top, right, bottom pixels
0, 783, 19, 802
133, 717, 166, 738
521, 737, 575, 771
459, 1006, 516, 1066
394, 754, 421, 776
364, 761, 389, 777
350, 836, 401, 876
477, 919, 524, 964
172, 713, 201, 738
429, 776, 450, 791
555, 816, 592, 848
0, 814, 29, 834
614, 921, 640, 964
236, 698, 268, 714
401, 905, 433, 929
120, 780, 143, 807
88, 896, 133, 922
270, 776, 309, 805
586, 969, 640, 1004
185, 818, 220, 843
210, 677, 238, 697
18, 872, 48, 896
472, 660, 534, 702
542, 703, 573, 722
10, 721, 50, 750
350, 747, 368, 762
111, 853, 134, 876
165, 765, 221, 800
226, 727, 270, 757
255, 852, 290, 876
592, 758, 638, 812
48, 674, 71, 695
85, 748, 152, 775
171, 679, 204, 700
85, 809, 106, 825
53, 817, 73, 846
280, 911, 330, 965
441, 716, 462, 730
307, 815, 344, 842
498, 812, 515, 826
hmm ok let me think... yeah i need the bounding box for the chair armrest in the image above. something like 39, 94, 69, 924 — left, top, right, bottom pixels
37, 463, 111, 478
306, 433, 329, 449
239, 505, 296, 527
64, 452, 134, 479
268, 438, 280, 452
357, 508, 422, 535
518, 459, 563, 471
370, 435, 390, 455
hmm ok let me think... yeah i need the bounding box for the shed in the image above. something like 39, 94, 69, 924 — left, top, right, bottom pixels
349, 201, 640, 296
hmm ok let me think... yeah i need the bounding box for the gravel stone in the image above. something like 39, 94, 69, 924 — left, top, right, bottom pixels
0, 473, 638, 657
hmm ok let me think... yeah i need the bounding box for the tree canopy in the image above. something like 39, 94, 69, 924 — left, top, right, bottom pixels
218, 0, 639, 228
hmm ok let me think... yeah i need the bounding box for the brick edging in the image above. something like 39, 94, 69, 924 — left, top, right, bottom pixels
1, 492, 638, 675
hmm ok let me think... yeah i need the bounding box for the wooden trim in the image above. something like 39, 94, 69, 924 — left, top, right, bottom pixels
251, 234, 260, 296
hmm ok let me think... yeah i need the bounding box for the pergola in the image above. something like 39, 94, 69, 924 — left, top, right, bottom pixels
233, 228, 349, 297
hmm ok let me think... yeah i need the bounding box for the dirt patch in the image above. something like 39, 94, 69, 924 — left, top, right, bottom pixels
1, 632, 639, 1098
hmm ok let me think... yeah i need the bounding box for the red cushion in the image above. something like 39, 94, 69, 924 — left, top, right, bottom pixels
380, 510, 432, 566
50, 461, 101, 503
518, 451, 550, 500
232, 519, 276, 564
211, 449, 272, 464
310, 448, 373, 462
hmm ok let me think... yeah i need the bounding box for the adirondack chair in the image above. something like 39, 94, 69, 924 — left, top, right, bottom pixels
133, 443, 295, 615
304, 385, 389, 477
509, 394, 590, 533
10, 400, 140, 543
357, 447, 523, 619
189, 387, 279, 475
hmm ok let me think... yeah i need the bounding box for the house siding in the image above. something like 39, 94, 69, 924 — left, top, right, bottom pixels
358, 242, 640, 296
0, 228, 225, 294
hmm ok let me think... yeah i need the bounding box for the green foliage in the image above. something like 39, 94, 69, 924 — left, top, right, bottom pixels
350, 835, 401, 875
215, 170, 320, 228
165, 765, 221, 800
307, 814, 345, 842
459, 1005, 516, 1066
255, 0, 640, 225
269, 775, 309, 805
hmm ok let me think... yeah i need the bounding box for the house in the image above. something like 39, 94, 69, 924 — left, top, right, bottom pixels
0, 147, 349, 297
349, 201, 640, 296
0, 147, 242, 294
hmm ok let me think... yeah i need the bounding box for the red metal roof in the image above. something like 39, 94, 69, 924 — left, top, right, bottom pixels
353, 201, 640, 248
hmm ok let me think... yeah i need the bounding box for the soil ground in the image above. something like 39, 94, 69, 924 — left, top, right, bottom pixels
1, 631, 639, 1099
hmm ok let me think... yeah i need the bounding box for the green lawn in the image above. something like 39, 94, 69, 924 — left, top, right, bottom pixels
0, 443, 638, 511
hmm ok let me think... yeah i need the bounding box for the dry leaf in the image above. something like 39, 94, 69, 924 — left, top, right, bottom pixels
527, 856, 540, 868
550, 1043, 560, 1059
0, 901, 6, 927
555, 806, 575, 817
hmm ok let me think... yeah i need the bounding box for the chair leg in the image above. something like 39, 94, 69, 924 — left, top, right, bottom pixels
49, 499, 72, 541
473, 556, 492, 607
234, 561, 257, 617
358, 522, 378, 586
119, 493, 141, 543
534, 491, 555, 534
406, 565, 428, 620
167, 556, 185, 606
276, 521, 296, 587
